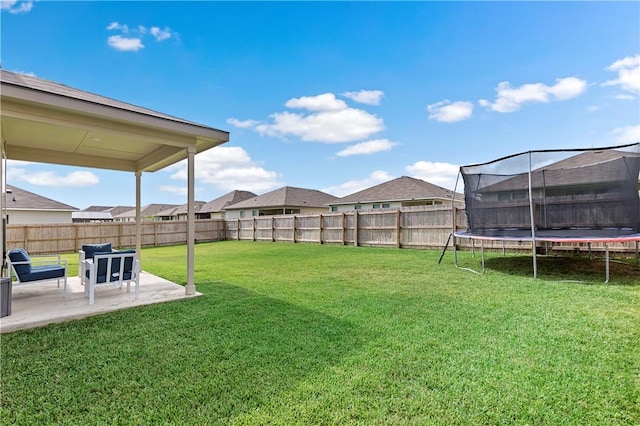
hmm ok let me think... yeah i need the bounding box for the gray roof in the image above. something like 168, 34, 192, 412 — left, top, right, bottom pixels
81, 205, 135, 215
155, 201, 207, 217
114, 204, 181, 218
200, 190, 257, 213
225, 186, 338, 210
476, 148, 640, 193
1, 69, 207, 128
4, 184, 78, 211
331, 176, 462, 205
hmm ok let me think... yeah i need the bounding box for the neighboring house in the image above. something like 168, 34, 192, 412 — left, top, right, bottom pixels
113, 204, 180, 222
328, 176, 464, 213
224, 186, 338, 218
72, 211, 113, 223
200, 190, 257, 219
2, 184, 79, 224
155, 201, 207, 221
72, 205, 135, 223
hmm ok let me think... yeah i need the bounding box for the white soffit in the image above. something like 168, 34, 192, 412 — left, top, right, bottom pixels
0, 70, 229, 172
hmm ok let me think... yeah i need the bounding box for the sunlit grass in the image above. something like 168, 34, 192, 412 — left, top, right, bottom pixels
2, 241, 639, 424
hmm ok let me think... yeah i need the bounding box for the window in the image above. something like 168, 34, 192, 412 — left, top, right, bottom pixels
252, 210, 258, 217
331, 206, 337, 212
373, 204, 380, 209
354, 205, 362, 210
382, 203, 390, 208
240, 211, 245, 218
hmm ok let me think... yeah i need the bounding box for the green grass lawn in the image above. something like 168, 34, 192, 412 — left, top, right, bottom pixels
2, 241, 639, 425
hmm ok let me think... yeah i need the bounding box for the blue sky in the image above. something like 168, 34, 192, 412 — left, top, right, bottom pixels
1, 1, 639, 209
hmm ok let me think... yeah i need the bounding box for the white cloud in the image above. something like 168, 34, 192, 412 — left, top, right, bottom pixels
479, 77, 587, 112
405, 161, 461, 191
7, 163, 100, 187
165, 146, 283, 194
336, 139, 398, 157
106, 21, 129, 32
150, 26, 172, 41
603, 54, 640, 95
285, 93, 348, 112
107, 35, 144, 52
613, 94, 635, 100
106, 21, 175, 51
255, 93, 384, 143
427, 100, 473, 123
612, 124, 640, 144
227, 118, 261, 128
1, 0, 33, 14
342, 90, 384, 105
321, 171, 394, 197
159, 185, 188, 196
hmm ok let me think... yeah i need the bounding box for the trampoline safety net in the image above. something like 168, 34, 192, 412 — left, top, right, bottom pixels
460, 142, 640, 239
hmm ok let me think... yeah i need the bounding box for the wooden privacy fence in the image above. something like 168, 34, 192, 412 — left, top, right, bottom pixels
224, 206, 462, 249
5, 206, 639, 255
5, 220, 226, 254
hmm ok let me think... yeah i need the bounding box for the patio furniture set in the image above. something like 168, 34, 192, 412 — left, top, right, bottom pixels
5, 243, 139, 306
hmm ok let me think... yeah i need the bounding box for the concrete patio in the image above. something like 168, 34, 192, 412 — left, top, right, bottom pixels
1, 272, 201, 334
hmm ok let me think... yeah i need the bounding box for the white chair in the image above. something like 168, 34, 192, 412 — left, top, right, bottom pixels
83, 250, 139, 305
6, 248, 68, 295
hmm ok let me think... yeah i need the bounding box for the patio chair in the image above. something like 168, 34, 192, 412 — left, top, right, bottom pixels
83, 250, 139, 305
6, 248, 68, 295
78, 243, 117, 279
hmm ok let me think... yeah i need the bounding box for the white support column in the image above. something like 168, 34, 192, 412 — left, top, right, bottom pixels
185, 146, 196, 295
135, 171, 142, 259
1, 140, 5, 276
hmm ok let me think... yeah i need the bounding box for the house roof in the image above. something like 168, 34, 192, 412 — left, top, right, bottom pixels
155, 201, 207, 217
3, 184, 78, 211
200, 190, 257, 213
225, 186, 338, 210
330, 176, 462, 206
113, 204, 181, 218
474, 147, 640, 193
1, 69, 229, 172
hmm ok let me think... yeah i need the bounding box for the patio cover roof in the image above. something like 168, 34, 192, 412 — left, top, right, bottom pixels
1, 69, 230, 294
0, 69, 229, 172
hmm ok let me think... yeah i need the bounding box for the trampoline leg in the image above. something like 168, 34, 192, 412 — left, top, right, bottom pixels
481, 241, 485, 274
453, 235, 458, 267
472, 239, 475, 257
635, 241, 638, 267
532, 241, 537, 280
502, 241, 505, 256
605, 244, 610, 284
588, 242, 592, 259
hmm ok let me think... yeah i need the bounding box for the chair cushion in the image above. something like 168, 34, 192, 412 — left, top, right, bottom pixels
87, 250, 136, 284
82, 243, 113, 260
7, 248, 31, 276
22, 265, 65, 282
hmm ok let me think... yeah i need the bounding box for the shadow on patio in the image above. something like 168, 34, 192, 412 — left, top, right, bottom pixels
1, 272, 201, 334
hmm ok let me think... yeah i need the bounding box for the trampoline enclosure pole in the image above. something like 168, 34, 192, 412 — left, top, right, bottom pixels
528, 152, 537, 279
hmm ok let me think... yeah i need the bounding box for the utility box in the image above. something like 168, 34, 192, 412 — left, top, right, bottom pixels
1, 277, 11, 318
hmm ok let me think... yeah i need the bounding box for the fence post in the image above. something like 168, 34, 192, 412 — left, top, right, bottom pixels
341, 213, 346, 245
354, 211, 358, 247
396, 210, 401, 248
271, 216, 275, 242
319, 214, 323, 244
252, 217, 256, 242
292, 215, 296, 243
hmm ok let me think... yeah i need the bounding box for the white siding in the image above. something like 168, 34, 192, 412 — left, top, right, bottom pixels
331, 202, 403, 213
7, 209, 73, 224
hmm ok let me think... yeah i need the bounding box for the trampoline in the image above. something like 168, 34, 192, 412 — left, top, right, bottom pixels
450, 142, 640, 282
